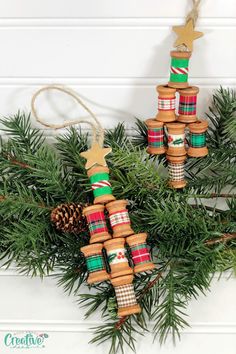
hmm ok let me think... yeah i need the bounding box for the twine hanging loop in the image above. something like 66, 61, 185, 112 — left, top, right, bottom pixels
31, 85, 105, 147
186, 0, 201, 28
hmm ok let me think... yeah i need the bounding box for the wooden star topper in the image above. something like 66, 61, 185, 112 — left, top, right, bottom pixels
80, 142, 112, 169
172, 19, 203, 51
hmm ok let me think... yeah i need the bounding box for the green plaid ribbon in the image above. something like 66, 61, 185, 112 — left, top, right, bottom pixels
190, 133, 206, 148
86, 254, 105, 273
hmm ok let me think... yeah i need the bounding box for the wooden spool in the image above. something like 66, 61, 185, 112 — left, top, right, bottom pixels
81, 243, 110, 284
145, 119, 166, 155
188, 120, 208, 157
156, 85, 177, 122
126, 233, 155, 274
111, 274, 141, 317
168, 51, 191, 89
177, 86, 199, 123
83, 204, 111, 244
104, 238, 133, 278
106, 200, 134, 238
87, 166, 116, 205
166, 122, 186, 156
166, 154, 187, 189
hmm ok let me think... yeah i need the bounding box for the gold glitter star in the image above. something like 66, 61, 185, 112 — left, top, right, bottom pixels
172, 19, 203, 51
80, 142, 112, 169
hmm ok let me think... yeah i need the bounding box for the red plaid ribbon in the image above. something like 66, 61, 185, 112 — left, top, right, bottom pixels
179, 95, 197, 115
87, 211, 108, 235
131, 244, 151, 265
147, 127, 164, 148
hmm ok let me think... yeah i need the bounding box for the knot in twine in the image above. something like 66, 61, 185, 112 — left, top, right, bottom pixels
31, 85, 105, 147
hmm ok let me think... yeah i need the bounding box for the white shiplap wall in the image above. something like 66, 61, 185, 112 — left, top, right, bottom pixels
0, 1, 236, 353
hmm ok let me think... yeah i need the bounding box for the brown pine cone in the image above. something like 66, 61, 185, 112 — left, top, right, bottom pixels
51, 203, 88, 234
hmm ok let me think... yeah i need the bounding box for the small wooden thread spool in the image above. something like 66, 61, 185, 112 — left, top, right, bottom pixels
188, 120, 208, 157
104, 238, 133, 278
83, 204, 111, 244
166, 122, 186, 156
156, 85, 177, 122
166, 155, 187, 189
106, 200, 134, 238
81, 243, 110, 284
111, 274, 141, 317
87, 166, 116, 205
145, 119, 166, 155
178, 86, 199, 123
126, 233, 155, 274
168, 51, 191, 89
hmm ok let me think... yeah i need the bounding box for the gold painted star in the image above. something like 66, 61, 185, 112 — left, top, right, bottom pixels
80, 142, 112, 169
172, 19, 203, 51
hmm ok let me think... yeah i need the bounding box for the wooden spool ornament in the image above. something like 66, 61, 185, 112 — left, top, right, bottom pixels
111, 274, 141, 317
167, 155, 187, 189
145, 119, 166, 155
156, 85, 177, 122
83, 204, 111, 244
81, 243, 110, 284
166, 122, 186, 156
104, 238, 133, 278
126, 233, 155, 273
168, 51, 191, 89
188, 120, 208, 157
106, 200, 134, 238
87, 166, 115, 205
177, 86, 199, 123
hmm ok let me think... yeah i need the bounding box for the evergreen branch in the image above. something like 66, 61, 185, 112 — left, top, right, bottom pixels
115, 271, 163, 330
192, 193, 236, 199
4, 155, 31, 169
0, 86, 235, 354
0, 111, 45, 153
205, 233, 236, 246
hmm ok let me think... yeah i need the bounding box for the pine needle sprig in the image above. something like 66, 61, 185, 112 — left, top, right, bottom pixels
0, 111, 45, 154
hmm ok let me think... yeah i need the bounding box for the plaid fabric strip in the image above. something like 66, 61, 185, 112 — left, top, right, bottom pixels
87, 211, 108, 235
190, 133, 206, 148
148, 128, 164, 148
168, 163, 185, 181
179, 95, 197, 115
115, 284, 137, 308
131, 243, 151, 265
86, 254, 105, 273
109, 210, 131, 228
158, 97, 175, 111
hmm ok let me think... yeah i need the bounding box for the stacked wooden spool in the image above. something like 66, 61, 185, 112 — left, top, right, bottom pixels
146, 51, 208, 189
81, 167, 155, 317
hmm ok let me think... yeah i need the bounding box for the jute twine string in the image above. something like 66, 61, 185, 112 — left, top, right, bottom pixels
186, 0, 201, 28
31, 85, 105, 146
